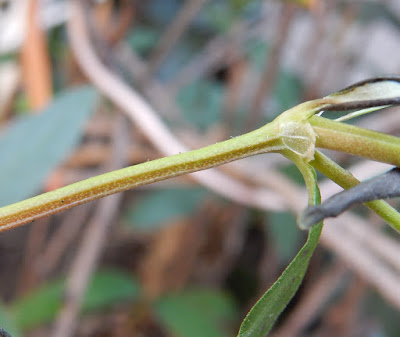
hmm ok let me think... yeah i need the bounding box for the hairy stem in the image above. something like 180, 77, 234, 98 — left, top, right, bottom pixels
310, 115, 400, 166
0, 123, 282, 232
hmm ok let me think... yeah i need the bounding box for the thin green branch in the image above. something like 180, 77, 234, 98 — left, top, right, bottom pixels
0, 123, 282, 232
3, 76, 400, 235
310, 115, 400, 167
307, 151, 400, 233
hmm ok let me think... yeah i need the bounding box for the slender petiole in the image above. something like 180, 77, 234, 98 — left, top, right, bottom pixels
301, 166, 400, 230
310, 115, 400, 167
300, 151, 400, 232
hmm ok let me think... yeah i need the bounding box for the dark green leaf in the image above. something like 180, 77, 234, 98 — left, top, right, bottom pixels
238, 167, 322, 337
124, 188, 208, 232
82, 271, 141, 312
11, 270, 140, 331
155, 288, 238, 337
0, 86, 98, 206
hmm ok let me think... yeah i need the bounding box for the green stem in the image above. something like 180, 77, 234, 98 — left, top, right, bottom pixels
310, 115, 400, 166
311, 151, 400, 233
283, 151, 321, 207
0, 123, 282, 232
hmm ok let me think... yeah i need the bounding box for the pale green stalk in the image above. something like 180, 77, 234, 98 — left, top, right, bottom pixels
0, 100, 324, 232
0, 122, 283, 232
310, 115, 400, 167
3, 76, 400, 234
309, 151, 400, 233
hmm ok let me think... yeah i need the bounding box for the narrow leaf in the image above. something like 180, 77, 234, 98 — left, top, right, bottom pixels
0, 86, 97, 206
238, 165, 322, 337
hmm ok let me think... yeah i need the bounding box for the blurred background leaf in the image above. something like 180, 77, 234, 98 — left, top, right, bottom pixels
11, 270, 140, 332
124, 188, 209, 232
0, 86, 97, 206
155, 288, 238, 337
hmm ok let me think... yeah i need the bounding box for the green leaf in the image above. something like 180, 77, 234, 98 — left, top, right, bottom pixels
0, 302, 21, 337
155, 288, 238, 337
238, 165, 322, 337
11, 270, 141, 331
82, 271, 141, 312
0, 86, 98, 206
124, 188, 208, 232
177, 80, 224, 130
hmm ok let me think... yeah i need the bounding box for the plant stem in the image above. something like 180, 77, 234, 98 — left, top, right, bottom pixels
0, 123, 282, 232
310, 115, 400, 166
310, 151, 400, 233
